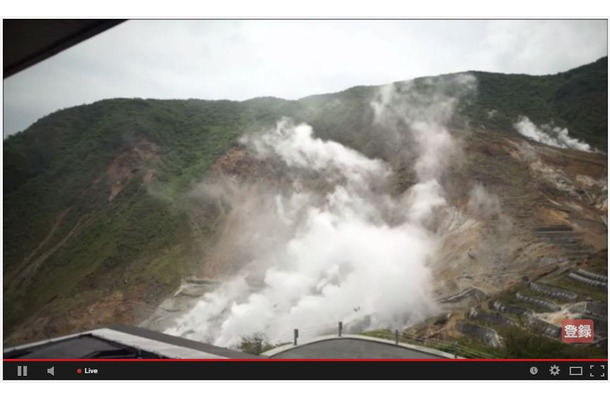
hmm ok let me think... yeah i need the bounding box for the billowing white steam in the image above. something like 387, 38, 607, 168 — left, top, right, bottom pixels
514, 116, 592, 152
166, 75, 476, 348
244, 120, 387, 186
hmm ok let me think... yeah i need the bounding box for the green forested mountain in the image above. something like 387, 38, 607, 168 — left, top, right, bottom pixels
465, 56, 608, 149
3, 57, 607, 344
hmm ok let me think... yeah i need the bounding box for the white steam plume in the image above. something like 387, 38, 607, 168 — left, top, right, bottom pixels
165, 75, 475, 348
514, 116, 592, 152
371, 75, 476, 229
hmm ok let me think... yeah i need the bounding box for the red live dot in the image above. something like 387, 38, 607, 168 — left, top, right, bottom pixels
77, 368, 82, 374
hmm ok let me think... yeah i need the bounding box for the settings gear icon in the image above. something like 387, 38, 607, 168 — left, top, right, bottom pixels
549, 365, 560, 376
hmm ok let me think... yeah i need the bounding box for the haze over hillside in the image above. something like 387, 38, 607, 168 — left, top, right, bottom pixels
3, 57, 607, 357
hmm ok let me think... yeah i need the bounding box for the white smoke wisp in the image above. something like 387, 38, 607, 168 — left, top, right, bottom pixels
514, 116, 592, 152
371, 75, 476, 180
467, 183, 501, 219
165, 76, 476, 348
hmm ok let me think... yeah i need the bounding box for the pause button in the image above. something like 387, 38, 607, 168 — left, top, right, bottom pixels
17, 365, 28, 377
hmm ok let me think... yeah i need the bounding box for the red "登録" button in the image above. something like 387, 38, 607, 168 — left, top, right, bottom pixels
562, 319, 594, 343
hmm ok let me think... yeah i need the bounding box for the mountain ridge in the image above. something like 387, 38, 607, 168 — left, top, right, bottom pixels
3, 57, 607, 348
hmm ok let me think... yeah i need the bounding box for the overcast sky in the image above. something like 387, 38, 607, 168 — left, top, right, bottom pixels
3, 19, 608, 138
